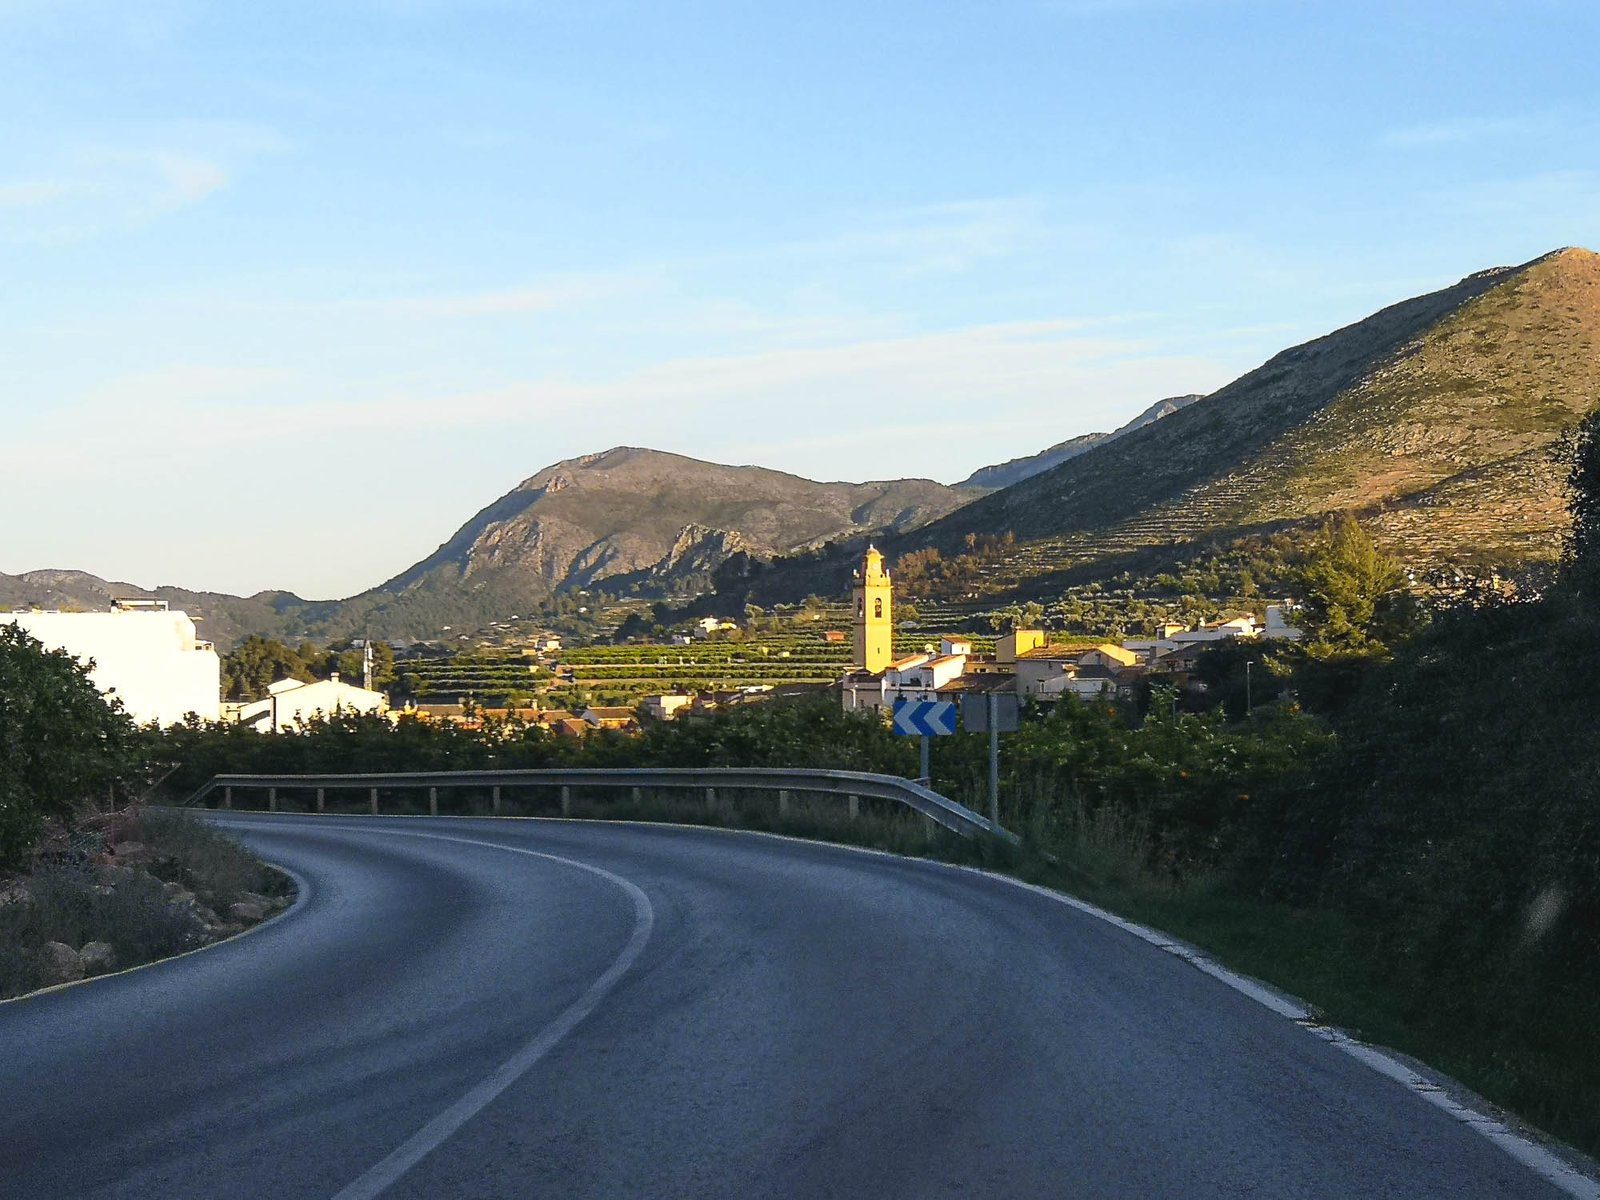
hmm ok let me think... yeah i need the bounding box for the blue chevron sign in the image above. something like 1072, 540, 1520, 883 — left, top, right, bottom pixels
891, 698, 957, 737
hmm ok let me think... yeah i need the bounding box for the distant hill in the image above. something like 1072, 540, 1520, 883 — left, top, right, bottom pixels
2, 450, 976, 645
0, 569, 311, 649
958, 394, 1203, 490
316, 447, 972, 639
748, 247, 1600, 602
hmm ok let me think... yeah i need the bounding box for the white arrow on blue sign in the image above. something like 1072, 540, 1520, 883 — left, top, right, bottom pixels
891, 698, 957, 737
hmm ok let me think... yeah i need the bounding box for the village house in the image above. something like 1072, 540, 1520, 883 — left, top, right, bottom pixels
229, 673, 388, 733
1010, 640, 1141, 701
640, 692, 694, 721
580, 705, 640, 733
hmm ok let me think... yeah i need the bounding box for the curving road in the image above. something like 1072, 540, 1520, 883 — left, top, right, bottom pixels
0, 813, 1589, 1199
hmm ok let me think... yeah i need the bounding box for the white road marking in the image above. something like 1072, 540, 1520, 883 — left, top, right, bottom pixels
321, 830, 655, 1200
957, 866, 1600, 1200
217, 812, 1600, 1198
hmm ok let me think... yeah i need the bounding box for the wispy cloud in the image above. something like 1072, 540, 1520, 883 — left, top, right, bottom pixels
1377, 116, 1543, 148
776, 197, 1048, 276
0, 122, 288, 244
352, 271, 655, 319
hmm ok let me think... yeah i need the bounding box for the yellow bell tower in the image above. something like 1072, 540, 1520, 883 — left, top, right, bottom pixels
852, 545, 893, 673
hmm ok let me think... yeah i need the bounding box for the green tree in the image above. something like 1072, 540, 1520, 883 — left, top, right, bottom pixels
1297, 515, 1407, 654
221, 635, 315, 700
1560, 407, 1600, 586
0, 626, 141, 865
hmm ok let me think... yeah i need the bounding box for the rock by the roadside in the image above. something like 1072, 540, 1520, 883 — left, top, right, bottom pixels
0, 882, 29, 907
39, 942, 85, 985
79, 942, 117, 975
95, 864, 137, 887
195, 905, 221, 926
162, 883, 197, 907
110, 841, 150, 863
227, 900, 267, 923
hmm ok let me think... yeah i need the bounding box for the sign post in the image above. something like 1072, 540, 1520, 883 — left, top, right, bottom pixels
960, 692, 1019, 827
988, 694, 1000, 826
891, 697, 957, 788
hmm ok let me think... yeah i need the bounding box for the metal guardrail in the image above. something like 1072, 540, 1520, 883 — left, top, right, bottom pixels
185, 767, 1019, 844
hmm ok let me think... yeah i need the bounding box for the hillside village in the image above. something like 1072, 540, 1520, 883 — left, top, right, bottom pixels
2, 539, 1303, 741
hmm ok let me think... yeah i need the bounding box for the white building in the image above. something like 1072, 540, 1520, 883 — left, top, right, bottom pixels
228, 674, 388, 732
1263, 605, 1305, 640
640, 693, 694, 721
1, 600, 220, 726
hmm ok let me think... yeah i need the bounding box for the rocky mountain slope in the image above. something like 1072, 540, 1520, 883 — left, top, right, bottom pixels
319, 447, 973, 637
388, 447, 966, 593
958, 394, 1203, 490
751, 247, 1600, 602
3, 450, 977, 644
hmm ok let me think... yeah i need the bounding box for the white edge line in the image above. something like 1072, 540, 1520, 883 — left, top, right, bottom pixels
209, 811, 1600, 1199
955, 867, 1600, 1200
323, 830, 655, 1200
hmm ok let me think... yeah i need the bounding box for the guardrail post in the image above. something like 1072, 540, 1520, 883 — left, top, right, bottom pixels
560, 785, 572, 816
492, 785, 501, 815
222, 786, 232, 810
428, 786, 439, 816
316, 787, 325, 814
847, 794, 859, 820
778, 789, 790, 816
705, 786, 717, 811
369, 787, 379, 815
268, 787, 277, 813
631, 786, 642, 804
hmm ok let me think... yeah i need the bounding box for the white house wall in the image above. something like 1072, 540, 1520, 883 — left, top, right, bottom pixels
1, 609, 220, 726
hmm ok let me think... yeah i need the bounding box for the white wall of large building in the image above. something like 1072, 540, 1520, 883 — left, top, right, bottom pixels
1, 603, 221, 725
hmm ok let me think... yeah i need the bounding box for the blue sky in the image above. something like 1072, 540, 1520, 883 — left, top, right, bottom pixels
3, 0, 1598, 597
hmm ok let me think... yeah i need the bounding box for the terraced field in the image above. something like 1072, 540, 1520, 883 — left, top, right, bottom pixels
395, 615, 1000, 709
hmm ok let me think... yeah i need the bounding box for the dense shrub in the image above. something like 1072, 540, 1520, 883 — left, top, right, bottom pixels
0, 626, 141, 866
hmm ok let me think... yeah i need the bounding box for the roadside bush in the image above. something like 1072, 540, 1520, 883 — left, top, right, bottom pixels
0, 626, 141, 866
0, 865, 206, 999
132, 808, 291, 903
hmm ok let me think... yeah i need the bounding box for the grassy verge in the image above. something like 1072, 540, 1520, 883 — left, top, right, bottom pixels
0, 807, 294, 1002
992, 808, 1600, 1166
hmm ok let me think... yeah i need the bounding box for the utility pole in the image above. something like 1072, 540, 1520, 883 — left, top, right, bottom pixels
1245, 659, 1254, 714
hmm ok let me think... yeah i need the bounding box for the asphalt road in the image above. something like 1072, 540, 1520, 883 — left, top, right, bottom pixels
0, 813, 1587, 1199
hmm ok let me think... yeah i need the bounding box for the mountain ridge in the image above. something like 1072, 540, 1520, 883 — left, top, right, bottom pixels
957, 393, 1204, 489
758, 246, 1600, 601
11, 247, 1596, 644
